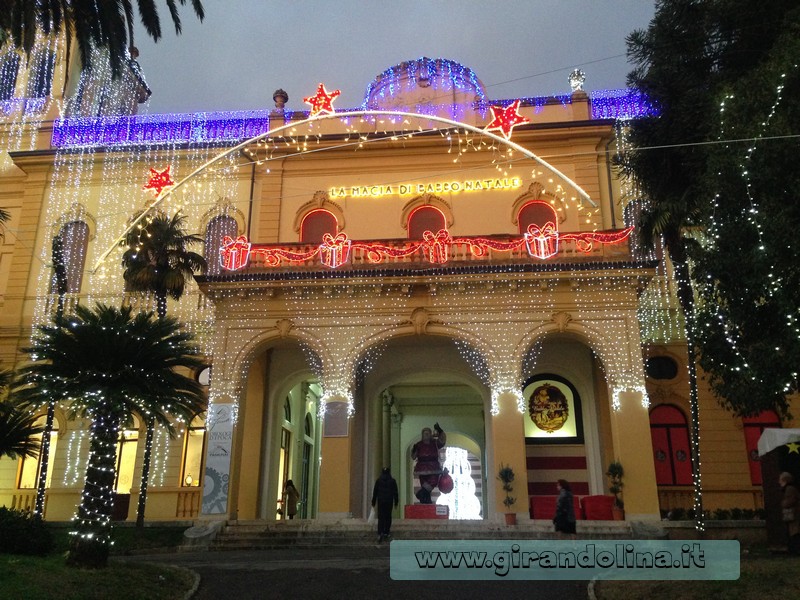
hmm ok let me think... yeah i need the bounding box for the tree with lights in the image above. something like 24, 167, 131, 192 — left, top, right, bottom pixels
31, 236, 69, 518
692, 7, 800, 418
0, 0, 204, 76
622, 0, 718, 532
121, 212, 206, 527
623, 0, 800, 530
14, 304, 206, 568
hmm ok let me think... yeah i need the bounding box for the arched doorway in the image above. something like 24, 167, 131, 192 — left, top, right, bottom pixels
522, 334, 609, 509
236, 340, 323, 520
356, 335, 489, 520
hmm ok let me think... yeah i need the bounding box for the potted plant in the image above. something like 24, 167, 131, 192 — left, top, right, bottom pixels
498, 463, 517, 525
606, 461, 624, 520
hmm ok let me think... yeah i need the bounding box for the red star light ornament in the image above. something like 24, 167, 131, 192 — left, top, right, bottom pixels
143, 165, 175, 197
484, 100, 530, 140
304, 83, 341, 116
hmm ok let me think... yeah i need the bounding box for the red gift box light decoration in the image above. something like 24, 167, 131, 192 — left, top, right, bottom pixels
524, 222, 560, 260
422, 229, 452, 264
319, 232, 352, 268
220, 235, 252, 271
220, 227, 634, 271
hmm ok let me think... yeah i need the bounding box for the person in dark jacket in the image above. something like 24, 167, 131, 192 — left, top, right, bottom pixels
372, 467, 399, 542
553, 479, 576, 538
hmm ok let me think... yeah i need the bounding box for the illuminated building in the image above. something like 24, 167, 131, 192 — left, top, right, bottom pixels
0, 44, 785, 526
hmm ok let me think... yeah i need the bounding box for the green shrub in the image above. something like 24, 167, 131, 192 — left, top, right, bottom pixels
668, 507, 687, 521
713, 508, 731, 520
730, 507, 743, 520
0, 506, 54, 556
742, 508, 755, 520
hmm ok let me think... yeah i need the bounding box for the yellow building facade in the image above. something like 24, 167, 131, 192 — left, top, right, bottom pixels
0, 46, 788, 525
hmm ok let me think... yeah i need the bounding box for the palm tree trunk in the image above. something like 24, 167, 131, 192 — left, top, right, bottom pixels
135, 418, 155, 528
35, 259, 66, 519
33, 403, 54, 518
669, 241, 705, 532
67, 403, 118, 568
136, 292, 166, 527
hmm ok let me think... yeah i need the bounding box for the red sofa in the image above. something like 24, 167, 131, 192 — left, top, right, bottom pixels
529, 495, 583, 520
529, 494, 615, 520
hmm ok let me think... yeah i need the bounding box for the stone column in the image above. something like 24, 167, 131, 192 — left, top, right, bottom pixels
490, 391, 530, 522
317, 395, 352, 518
608, 389, 661, 520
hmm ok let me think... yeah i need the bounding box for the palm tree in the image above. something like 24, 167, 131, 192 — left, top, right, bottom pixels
122, 212, 207, 320
14, 304, 206, 568
0, 1, 205, 76
121, 212, 206, 527
0, 369, 43, 460
31, 236, 70, 518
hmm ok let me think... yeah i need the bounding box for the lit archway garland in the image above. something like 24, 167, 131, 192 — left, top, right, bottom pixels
92, 109, 598, 272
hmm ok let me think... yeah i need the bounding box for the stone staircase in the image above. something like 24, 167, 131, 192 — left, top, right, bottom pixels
209, 519, 646, 551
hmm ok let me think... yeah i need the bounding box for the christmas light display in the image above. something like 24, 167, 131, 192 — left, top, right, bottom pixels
50, 90, 654, 149
143, 165, 175, 197
303, 83, 341, 116
436, 447, 482, 520
220, 226, 633, 271
3, 40, 678, 527
484, 100, 530, 140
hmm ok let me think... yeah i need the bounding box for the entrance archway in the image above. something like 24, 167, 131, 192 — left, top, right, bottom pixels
356, 334, 490, 520
235, 339, 323, 520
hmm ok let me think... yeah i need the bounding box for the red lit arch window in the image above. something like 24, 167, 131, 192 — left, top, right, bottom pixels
300, 209, 338, 244
408, 206, 446, 239
518, 201, 557, 235
743, 410, 780, 485
649, 404, 692, 486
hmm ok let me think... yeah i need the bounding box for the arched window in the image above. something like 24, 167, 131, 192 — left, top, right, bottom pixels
17, 415, 59, 490
518, 201, 557, 235
743, 410, 781, 485
408, 206, 446, 239
649, 404, 693, 485
0, 52, 20, 101
305, 414, 313, 437
284, 397, 292, 423
204, 215, 238, 275
52, 221, 90, 294
181, 415, 206, 487
26, 48, 55, 98
115, 427, 139, 493
300, 209, 338, 244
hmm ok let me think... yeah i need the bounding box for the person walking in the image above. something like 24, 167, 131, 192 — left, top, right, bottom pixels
553, 479, 577, 539
284, 480, 300, 520
372, 467, 399, 542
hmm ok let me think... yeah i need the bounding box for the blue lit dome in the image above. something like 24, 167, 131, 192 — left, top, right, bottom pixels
362, 57, 487, 110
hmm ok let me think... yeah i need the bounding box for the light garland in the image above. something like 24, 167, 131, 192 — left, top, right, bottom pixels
4, 43, 683, 527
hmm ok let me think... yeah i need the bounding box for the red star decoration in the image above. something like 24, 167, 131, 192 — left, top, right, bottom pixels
484, 100, 530, 140
303, 83, 341, 116
143, 165, 175, 197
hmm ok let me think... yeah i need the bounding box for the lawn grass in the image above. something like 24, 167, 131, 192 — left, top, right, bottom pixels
0, 553, 195, 600
47, 524, 188, 555
595, 548, 800, 600
0, 524, 194, 600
